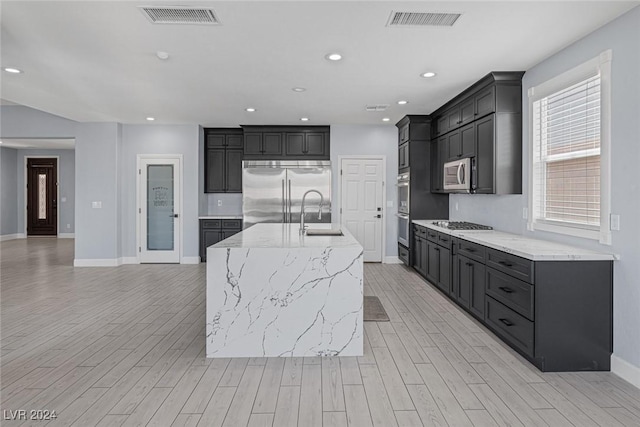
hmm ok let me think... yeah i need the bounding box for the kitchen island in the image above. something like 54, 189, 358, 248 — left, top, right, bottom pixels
206, 223, 363, 358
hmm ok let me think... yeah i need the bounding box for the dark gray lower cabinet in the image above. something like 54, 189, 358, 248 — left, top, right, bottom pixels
199, 219, 242, 262
453, 254, 486, 319
412, 229, 613, 372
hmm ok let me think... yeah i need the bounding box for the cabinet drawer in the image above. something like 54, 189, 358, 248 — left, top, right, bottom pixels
413, 225, 427, 238
456, 239, 485, 263
398, 244, 409, 265
486, 248, 534, 284
486, 297, 534, 357
221, 219, 242, 229
486, 268, 534, 320
437, 232, 452, 249
201, 220, 221, 229
426, 229, 438, 243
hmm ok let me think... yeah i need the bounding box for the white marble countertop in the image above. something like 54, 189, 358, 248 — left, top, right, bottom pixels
412, 219, 616, 261
210, 223, 362, 249
199, 215, 243, 220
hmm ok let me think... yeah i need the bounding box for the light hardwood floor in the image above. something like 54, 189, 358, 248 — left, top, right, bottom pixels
1, 238, 639, 426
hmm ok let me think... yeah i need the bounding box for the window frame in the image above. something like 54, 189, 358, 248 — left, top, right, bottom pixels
527, 50, 612, 245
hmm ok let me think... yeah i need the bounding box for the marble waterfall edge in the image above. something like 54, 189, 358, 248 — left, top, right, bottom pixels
206, 246, 364, 357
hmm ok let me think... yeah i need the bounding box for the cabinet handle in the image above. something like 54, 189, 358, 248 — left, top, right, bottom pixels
457, 154, 462, 158
498, 286, 514, 294
498, 260, 514, 267
435, 247, 440, 252
499, 318, 514, 327
465, 247, 476, 252
465, 262, 473, 266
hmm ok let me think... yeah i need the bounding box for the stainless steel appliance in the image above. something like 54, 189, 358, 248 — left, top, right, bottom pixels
242, 160, 331, 228
397, 172, 410, 214
431, 221, 492, 230
396, 213, 410, 247
443, 157, 471, 193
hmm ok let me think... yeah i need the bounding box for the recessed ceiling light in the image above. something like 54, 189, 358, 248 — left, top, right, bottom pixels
3, 67, 22, 74
245, 108, 256, 112
421, 71, 437, 78
300, 117, 309, 121
382, 118, 391, 122
325, 53, 342, 61
292, 87, 306, 92
397, 100, 408, 105
156, 51, 170, 60
146, 117, 155, 121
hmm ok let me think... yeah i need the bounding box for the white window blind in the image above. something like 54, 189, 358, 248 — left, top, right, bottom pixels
532, 74, 601, 230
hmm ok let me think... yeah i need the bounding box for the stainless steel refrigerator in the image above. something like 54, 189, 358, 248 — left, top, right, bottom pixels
242, 160, 332, 228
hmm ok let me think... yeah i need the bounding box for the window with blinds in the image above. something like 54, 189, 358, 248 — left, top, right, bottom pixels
531, 74, 601, 230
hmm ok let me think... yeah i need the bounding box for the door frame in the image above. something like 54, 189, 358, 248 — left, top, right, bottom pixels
136, 154, 184, 263
337, 155, 386, 263
23, 156, 60, 237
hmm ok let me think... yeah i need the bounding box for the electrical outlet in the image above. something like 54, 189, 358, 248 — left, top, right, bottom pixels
522, 208, 528, 219
61, 197, 67, 203
455, 202, 459, 211
610, 214, 620, 231
66, 224, 71, 229
92, 201, 102, 209
217, 200, 223, 207
386, 201, 393, 208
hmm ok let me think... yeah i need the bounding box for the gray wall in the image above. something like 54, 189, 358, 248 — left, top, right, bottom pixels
330, 124, 398, 258
15, 149, 75, 234
451, 7, 640, 370
0, 147, 18, 236
74, 123, 120, 260
0, 105, 76, 138
120, 124, 200, 259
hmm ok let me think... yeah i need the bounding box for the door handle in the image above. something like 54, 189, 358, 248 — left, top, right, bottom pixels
170, 214, 179, 218
375, 214, 382, 218
282, 179, 286, 222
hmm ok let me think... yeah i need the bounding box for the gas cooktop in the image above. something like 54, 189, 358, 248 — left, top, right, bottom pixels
431, 221, 493, 230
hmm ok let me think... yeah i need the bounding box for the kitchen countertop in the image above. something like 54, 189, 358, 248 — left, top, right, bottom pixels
211, 223, 361, 249
199, 215, 243, 220
412, 219, 616, 261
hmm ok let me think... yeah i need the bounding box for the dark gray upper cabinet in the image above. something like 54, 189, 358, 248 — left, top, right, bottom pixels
431, 71, 524, 194
204, 129, 243, 193
242, 126, 329, 159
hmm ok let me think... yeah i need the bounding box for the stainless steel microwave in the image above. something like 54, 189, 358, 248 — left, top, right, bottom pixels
443, 158, 471, 193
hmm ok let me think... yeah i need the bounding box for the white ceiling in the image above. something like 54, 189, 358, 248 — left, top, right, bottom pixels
1, 1, 638, 127
0, 138, 75, 150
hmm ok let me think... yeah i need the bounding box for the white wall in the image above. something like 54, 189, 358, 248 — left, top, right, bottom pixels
120, 124, 200, 259
330, 124, 398, 258
451, 7, 640, 376
16, 149, 75, 234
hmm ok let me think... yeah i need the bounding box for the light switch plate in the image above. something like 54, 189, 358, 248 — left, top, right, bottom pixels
92, 201, 102, 209
61, 197, 67, 203
522, 208, 528, 219
217, 200, 223, 206
610, 214, 620, 231
386, 201, 393, 208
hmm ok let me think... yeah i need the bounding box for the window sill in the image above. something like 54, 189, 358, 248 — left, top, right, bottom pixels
527, 220, 611, 245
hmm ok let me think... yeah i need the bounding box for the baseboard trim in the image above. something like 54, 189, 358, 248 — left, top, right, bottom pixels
611, 354, 640, 389
58, 233, 75, 238
120, 257, 139, 265
384, 256, 403, 264
0, 233, 24, 241
74, 258, 120, 267
181, 256, 200, 265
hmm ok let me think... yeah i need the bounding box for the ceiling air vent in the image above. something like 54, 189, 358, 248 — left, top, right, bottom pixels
365, 105, 390, 112
387, 11, 461, 27
139, 6, 220, 25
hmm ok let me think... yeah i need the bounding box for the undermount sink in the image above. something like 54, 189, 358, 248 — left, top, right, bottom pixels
305, 228, 343, 236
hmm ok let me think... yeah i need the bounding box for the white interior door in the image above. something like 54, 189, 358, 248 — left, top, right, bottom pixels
139, 157, 181, 263
340, 158, 384, 262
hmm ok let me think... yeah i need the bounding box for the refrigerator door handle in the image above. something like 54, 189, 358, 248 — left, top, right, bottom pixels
282, 179, 286, 223
288, 180, 292, 223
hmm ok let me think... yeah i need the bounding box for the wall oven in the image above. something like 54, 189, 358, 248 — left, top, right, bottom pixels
397, 172, 410, 214
443, 157, 471, 193
396, 213, 410, 247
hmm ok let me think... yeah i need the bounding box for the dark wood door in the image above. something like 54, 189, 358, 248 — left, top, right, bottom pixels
262, 133, 283, 155
399, 142, 409, 170
225, 149, 243, 192
460, 123, 476, 158
226, 134, 243, 148
285, 133, 305, 156
27, 158, 57, 236
243, 133, 263, 156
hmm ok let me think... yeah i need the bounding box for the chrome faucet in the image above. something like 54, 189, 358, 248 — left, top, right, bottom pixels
300, 189, 324, 234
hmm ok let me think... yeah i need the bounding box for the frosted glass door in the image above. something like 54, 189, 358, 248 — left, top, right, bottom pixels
139, 157, 181, 264
147, 165, 174, 251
